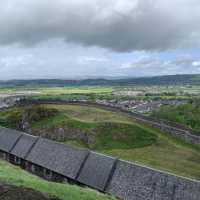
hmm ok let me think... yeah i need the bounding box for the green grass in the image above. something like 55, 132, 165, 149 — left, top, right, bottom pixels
0, 160, 115, 200
103, 133, 200, 179
30, 109, 157, 150
151, 100, 200, 133
1, 104, 200, 180
93, 123, 157, 150
38, 87, 113, 95
0, 86, 113, 95
45, 104, 135, 124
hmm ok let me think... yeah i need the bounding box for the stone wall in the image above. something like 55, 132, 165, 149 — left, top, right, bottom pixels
132, 116, 200, 145
107, 160, 200, 200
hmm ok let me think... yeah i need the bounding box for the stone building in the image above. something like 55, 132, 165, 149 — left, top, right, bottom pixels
0, 127, 200, 200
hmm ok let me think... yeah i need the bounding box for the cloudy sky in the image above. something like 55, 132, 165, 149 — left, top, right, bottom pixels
0, 0, 200, 80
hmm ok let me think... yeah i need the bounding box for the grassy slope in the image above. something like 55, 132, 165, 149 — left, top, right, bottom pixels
1, 104, 200, 180
36, 105, 200, 180
0, 160, 115, 200
31, 105, 157, 150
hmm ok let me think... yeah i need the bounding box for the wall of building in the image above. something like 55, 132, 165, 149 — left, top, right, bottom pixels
107, 160, 200, 200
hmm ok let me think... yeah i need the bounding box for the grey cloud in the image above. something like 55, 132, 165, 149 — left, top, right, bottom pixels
0, 0, 200, 52
123, 54, 200, 69
0, 42, 200, 80
119, 54, 200, 76
0, 41, 115, 80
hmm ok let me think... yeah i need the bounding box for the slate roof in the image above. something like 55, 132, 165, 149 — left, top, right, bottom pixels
77, 152, 117, 191
0, 127, 22, 152
11, 133, 38, 159
26, 138, 88, 179
106, 160, 200, 200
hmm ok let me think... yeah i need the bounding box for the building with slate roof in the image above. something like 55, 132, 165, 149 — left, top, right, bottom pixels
77, 152, 117, 191
26, 138, 89, 180
10, 133, 38, 166
11, 133, 38, 159
0, 126, 200, 200
0, 127, 22, 161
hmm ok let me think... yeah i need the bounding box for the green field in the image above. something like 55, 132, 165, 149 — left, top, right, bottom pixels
0, 159, 115, 200
0, 86, 114, 103
1, 104, 200, 180
38, 87, 113, 95
0, 86, 113, 95
29, 85, 200, 101
2, 84, 200, 102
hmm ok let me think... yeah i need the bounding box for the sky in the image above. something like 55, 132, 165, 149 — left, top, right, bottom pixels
0, 0, 200, 80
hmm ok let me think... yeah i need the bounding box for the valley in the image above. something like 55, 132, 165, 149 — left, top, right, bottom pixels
1, 77, 200, 200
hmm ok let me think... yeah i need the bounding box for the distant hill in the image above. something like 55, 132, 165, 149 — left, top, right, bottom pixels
0, 74, 200, 87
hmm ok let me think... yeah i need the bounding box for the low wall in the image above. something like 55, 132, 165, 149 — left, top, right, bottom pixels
132, 116, 200, 145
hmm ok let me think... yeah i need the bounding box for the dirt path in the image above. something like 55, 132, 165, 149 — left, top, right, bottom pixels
0, 183, 60, 200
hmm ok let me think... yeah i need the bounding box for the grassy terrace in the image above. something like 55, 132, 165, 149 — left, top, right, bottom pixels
0, 160, 115, 200
1, 104, 200, 180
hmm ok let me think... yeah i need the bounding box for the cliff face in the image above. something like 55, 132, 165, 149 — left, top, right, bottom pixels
0, 183, 60, 200
28, 126, 96, 146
